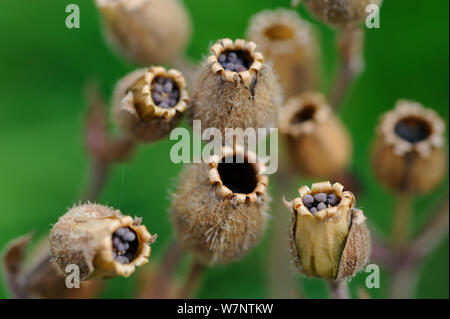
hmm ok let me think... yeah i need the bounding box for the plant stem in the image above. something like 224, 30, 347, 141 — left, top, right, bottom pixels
328, 280, 350, 299
329, 26, 364, 110
391, 194, 413, 247
177, 259, 205, 299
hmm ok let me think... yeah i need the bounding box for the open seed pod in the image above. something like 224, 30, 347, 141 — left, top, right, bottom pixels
95, 0, 191, 65
284, 181, 370, 280
170, 146, 270, 265
189, 38, 282, 140
302, 0, 382, 27
49, 203, 157, 281
112, 66, 189, 142
371, 100, 446, 194
279, 92, 352, 178
246, 9, 320, 97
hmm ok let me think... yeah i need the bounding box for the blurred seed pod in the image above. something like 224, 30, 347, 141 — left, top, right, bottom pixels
246, 9, 320, 97
49, 203, 157, 281
112, 66, 189, 143
279, 92, 352, 178
95, 0, 191, 65
170, 146, 270, 265
302, 0, 382, 27
189, 38, 282, 139
371, 100, 446, 194
284, 181, 370, 280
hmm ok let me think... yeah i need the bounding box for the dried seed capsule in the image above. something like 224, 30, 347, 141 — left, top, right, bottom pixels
95, 0, 191, 65
285, 181, 371, 280
371, 100, 446, 194
246, 9, 320, 97
279, 92, 352, 178
49, 203, 157, 281
170, 146, 270, 265
302, 0, 383, 27
189, 38, 282, 140
112, 66, 189, 143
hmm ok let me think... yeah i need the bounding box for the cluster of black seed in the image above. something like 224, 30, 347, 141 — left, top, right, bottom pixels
218, 50, 252, 73
302, 192, 340, 215
394, 118, 429, 143
151, 76, 180, 109
112, 227, 138, 264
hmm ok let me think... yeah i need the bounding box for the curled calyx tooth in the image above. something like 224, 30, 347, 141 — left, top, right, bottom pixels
49, 203, 157, 281
189, 38, 282, 141
372, 100, 446, 194
170, 145, 270, 265
112, 66, 189, 142
302, 0, 383, 27
279, 92, 352, 178
95, 0, 191, 65
284, 181, 370, 280
246, 8, 320, 97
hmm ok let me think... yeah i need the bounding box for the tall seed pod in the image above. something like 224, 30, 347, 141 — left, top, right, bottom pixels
95, 0, 191, 65
284, 181, 371, 280
279, 92, 352, 178
246, 9, 320, 97
49, 203, 157, 281
302, 0, 382, 27
112, 66, 189, 143
170, 146, 270, 265
189, 38, 282, 139
371, 100, 446, 194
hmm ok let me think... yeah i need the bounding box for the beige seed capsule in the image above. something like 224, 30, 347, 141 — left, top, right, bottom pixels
170, 146, 270, 265
246, 9, 321, 97
112, 66, 189, 143
284, 181, 371, 280
302, 0, 383, 27
279, 92, 352, 178
49, 203, 157, 281
371, 100, 446, 194
95, 0, 191, 65
189, 38, 282, 140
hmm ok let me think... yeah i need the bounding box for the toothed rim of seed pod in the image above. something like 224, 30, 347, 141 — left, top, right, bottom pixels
246, 8, 314, 55
93, 214, 157, 279
136, 66, 189, 121
207, 38, 264, 87
290, 181, 355, 221
206, 145, 269, 204
279, 92, 332, 136
377, 99, 445, 158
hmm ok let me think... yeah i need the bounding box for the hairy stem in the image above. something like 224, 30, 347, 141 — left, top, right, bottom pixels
177, 259, 205, 299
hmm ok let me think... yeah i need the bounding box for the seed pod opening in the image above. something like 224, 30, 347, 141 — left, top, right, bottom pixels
302, 0, 383, 27
279, 92, 352, 177
49, 203, 157, 281
112, 66, 189, 142
189, 38, 282, 140
95, 0, 191, 65
285, 181, 370, 280
170, 146, 270, 265
246, 9, 320, 97
372, 100, 446, 194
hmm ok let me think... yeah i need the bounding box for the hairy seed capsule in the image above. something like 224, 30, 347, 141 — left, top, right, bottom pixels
302, 0, 383, 27
49, 203, 157, 281
285, 181, 370, 280
170, 146, 270, 265
112, 66, 189, 143
95, 0, 191, 65
189, 38, 282, 140
371, 100, 446, 194
279, 92, 352, 178
246, 9, 321, 97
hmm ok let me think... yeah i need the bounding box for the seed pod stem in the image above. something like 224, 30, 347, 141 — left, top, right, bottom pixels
391, 194, 413, 247
177, 259, 206, 299
328, 280, 350, 299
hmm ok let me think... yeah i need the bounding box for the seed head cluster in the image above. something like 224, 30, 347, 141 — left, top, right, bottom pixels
302, 192, 340, 214
218, 50, 252, 72
151, 76, 180, 109
112, 227, 138, 264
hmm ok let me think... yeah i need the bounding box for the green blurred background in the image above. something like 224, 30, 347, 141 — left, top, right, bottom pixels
0, 0, 448, 298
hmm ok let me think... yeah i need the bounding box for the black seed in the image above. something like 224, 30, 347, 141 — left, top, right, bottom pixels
327, 193, 338, 205
152, 92, 162, 104
317, 202, 327, 211
303, 194, 314, 206
218, 53, 227, 64
163, 81, 173, 93
123, 231, 136, 242
227, 52, 238, 62
314, 193, 327, 203
112, 227, 138, 264
115, 256, 129, 264
310, 207, 317, 214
